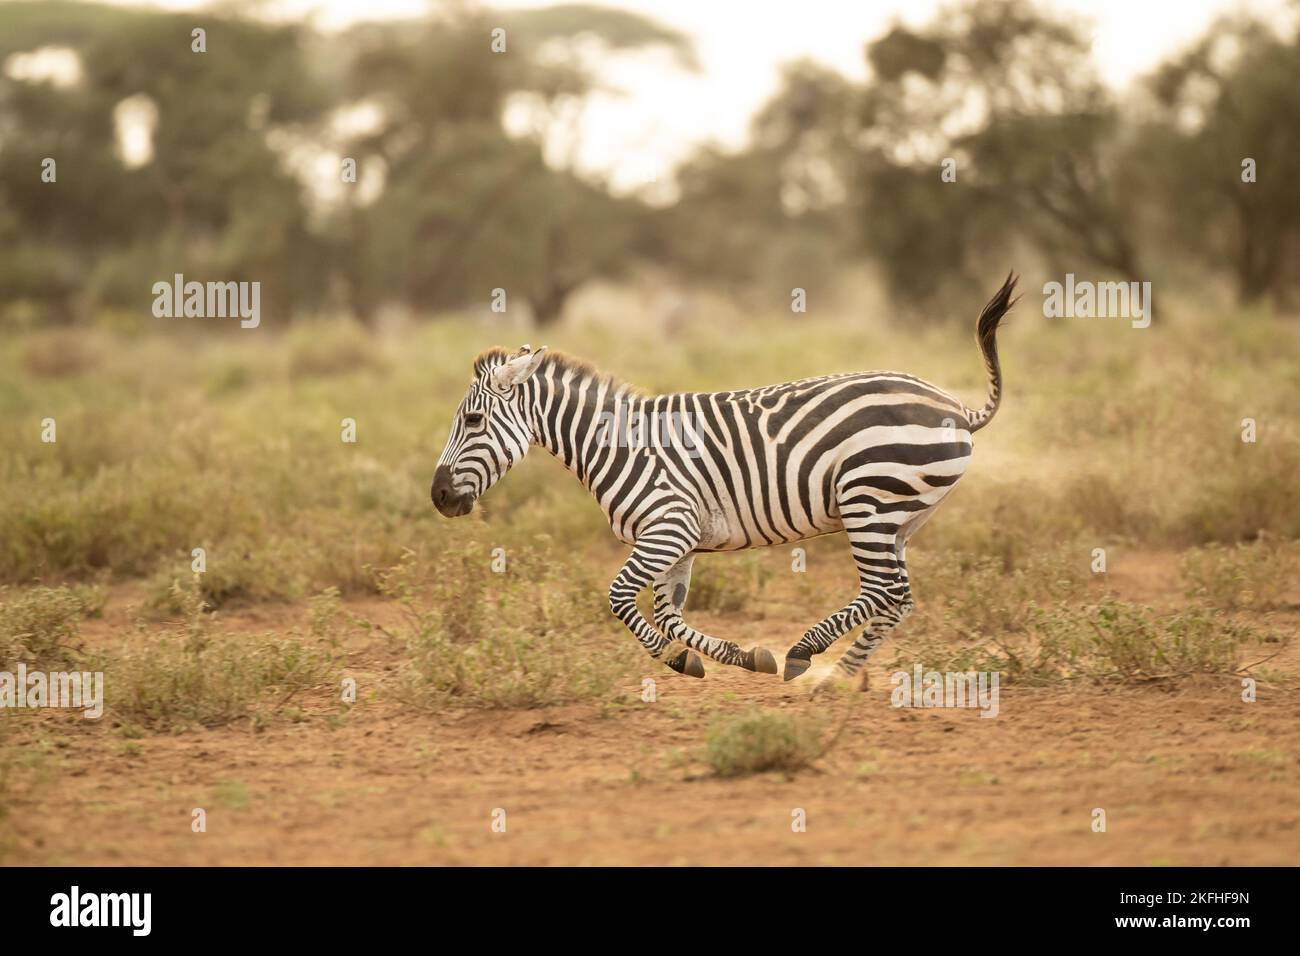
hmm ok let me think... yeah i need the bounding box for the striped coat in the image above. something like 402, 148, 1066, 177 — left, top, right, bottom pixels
433, 274, 1016, 685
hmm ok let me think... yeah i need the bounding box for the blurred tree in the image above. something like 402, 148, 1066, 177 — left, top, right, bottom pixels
662, 61, 857, 305
0, 1, 330, 324
852, 0, 1144, 310
4, 0, 1298, 330
1143, 17, 1300, 305
333, 4, 692, 325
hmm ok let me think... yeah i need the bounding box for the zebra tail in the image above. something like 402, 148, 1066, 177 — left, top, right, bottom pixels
964, 271, 1018, 433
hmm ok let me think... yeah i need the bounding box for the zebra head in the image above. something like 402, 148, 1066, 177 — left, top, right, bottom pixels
431, 344, 548, 517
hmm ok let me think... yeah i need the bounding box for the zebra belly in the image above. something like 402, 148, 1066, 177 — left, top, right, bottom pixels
693, 487, 844, 552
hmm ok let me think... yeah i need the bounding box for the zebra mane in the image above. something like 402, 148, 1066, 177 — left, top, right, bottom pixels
474, 347, 646, 396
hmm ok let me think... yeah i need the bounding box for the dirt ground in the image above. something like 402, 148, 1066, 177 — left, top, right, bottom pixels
4, 551, 1298, 866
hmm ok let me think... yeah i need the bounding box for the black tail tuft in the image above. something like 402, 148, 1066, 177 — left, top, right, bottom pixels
967, 272, 1018, 433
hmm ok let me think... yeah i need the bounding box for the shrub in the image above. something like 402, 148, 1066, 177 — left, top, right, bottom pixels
0, 585, 101, 668
144, 541, 304, 614
894, 598, 1258, 685
377, 542, 629, 709
1168, 442, 1300, 544
705, 709, 824, 777
911, 548, 1092, 643
402, 625, 626, 709
1180, 539, 1293, 611
108, 627, 330, 730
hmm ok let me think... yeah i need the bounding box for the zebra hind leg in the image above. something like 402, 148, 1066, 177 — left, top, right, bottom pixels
783, 517, 906, 681
816, 603, 914, 695
817, 511, 926, 691
652, 555, 777, 674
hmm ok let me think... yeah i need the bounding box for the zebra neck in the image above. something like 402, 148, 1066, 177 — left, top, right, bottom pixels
531, 365, 645, 491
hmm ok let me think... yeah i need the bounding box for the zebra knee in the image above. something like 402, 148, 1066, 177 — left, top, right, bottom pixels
608, 587, 639, 623
653, 608, 682, 638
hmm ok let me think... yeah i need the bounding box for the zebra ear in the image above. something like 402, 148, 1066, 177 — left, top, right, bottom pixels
491, 345, 547, 390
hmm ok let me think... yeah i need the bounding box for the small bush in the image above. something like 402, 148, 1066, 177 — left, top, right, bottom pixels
378, 542, 628, 709
0, 585, 101, 667
109, 631, 329, 730
920, 480, 1083, 571
911, 549, 1091, 642
894, 598, 1258, 685
145, 542, 304, 614
308, 587, 345, 641
1180, 539, 1293, 611
705, 709, 823, 777
888, 636, 994, 678
1168, 442, 1300, 544
403, 625, 626, 709
1041, 600, 1252, 680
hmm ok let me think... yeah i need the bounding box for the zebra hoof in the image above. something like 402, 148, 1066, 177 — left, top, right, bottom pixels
743, 647, 778, 674
783, 655, 812, 682
667, 649, 706, 679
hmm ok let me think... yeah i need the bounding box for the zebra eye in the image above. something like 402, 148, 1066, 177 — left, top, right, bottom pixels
463, 412, 485, 430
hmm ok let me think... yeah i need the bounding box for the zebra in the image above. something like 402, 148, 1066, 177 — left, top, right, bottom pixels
432, 274, 1017, 687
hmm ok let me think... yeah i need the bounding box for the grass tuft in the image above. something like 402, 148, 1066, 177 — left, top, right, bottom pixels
705, 708, 824, 777
0, 585, 103, 668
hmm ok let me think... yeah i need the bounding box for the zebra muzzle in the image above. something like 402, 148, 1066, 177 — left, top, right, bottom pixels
431, 466, 474, 517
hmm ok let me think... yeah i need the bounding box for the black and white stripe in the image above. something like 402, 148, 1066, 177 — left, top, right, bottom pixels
432, 274, 1017, 684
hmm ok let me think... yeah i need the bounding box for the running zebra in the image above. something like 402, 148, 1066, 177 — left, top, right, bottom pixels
432, 274, 1017, 686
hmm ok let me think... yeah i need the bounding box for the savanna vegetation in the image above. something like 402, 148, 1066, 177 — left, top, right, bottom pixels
1, 286, 1295, 728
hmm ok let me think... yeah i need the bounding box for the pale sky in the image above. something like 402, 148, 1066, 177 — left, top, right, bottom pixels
82, 0, 1300, 190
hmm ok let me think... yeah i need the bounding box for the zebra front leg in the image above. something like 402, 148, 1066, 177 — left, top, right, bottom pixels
609, 528, 706, 678
651, 556, 778, 674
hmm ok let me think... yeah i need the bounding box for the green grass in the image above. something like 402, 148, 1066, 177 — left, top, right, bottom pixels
105, 589, 332, 731
107, 628, 330, 731
378, 545, 636, 709
1180, 538, 1294, 611
1, 292, 1296, 598
893, 598, 1261, 684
